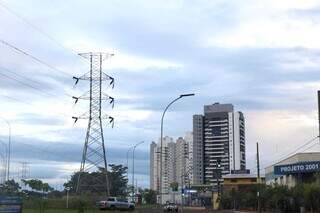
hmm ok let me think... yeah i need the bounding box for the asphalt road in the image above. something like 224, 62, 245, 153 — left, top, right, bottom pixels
136, 207, 235, 213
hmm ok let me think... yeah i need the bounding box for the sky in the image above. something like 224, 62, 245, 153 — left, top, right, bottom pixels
0, 0, 320, 189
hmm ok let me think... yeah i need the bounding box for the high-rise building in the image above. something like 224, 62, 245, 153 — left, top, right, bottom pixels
184, 132, 194, 185
193, 115, 204, 185
192, 103, 246, 186
150, 141, 158, 191
149, 133, 194, 194
167, 140, 176, 191
176, 137, 188, 187
149, 136, 176, 194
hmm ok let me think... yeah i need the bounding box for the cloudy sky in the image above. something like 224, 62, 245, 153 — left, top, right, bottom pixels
0, 0, 320, 189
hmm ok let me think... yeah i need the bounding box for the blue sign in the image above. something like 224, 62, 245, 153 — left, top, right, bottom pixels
184, 189, 197, 194
0, 196, 22, 213
274, 161, 320, 175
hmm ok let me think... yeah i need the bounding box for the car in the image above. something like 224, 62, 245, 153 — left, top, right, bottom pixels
99, 197, 135, 211
163, 202, 179, 212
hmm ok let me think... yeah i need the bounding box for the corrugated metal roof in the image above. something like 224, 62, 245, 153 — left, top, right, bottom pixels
222, 174, 265, 179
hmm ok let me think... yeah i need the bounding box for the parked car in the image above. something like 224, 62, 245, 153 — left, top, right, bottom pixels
163, 202, 178, 212
99, 197, 135, 211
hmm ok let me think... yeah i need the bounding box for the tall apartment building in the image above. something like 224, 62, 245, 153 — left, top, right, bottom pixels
184, 132, 193, 185
193, 115, 204, 185
150, 133, 193, 193
193, 103, 246, 186
150, 141, 158, 190
149, 136, 175, 193
176, 137, 189, 187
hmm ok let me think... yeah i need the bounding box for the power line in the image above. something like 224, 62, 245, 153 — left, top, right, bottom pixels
0, 68, 55, 97
0, 39, 72, 78
0, 87, 70, 119
0, 0, 86, 63
1, 65, 43, 87
0, 93, 32, 106
15, 142, 79, 163
252, 142, 320, 175
279, 136, 319, 161
0, 65, 73, 99
0, 67, 74, 115
299, 141, 320, 153
249, 136, 319, 172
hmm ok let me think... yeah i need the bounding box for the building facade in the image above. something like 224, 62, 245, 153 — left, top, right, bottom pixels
193, 103, 246, 186
176, 137, 189, 187
185, 132, 194, 185
222, 173, 265, 192
265, 152, 320, 187
150, 141, 158, 191
160, 136, 175, 194
193, 115, 204, 185
150, 133, 194, 195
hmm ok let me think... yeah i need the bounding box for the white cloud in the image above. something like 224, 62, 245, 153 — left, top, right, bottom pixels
207, 18, 320, 49
1, 0, 320, 186
65, 38, 181, 70
108, 54, 181, 70
245, 109, 319, 172
205, 0, 320, 49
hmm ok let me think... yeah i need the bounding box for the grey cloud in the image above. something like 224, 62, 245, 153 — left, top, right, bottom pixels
15, 113, 65, 126
0, 0, 319, 186
9, 135, 149, 175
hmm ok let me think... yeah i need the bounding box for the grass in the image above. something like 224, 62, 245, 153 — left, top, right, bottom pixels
23, 209, 136, 213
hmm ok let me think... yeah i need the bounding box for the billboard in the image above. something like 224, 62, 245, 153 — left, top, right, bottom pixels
274, 161, 320, 175
0, 196, 22, 213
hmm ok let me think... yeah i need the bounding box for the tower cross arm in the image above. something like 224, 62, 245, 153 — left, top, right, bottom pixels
73, 73, 114, 87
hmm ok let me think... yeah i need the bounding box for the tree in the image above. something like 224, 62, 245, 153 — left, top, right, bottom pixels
64, 164, 128, 196
303, 183, 320, 212
22, 179, 54, 195
142, 189, 157, 204
108, 164, 128, 196
170, 182, 179, 191
0, 179, 20, 195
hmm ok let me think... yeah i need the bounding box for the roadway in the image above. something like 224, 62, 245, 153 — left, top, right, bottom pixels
136, 207, 236, 213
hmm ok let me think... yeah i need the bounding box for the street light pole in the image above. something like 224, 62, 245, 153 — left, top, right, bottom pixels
126, 147, 133, 180
0, 118, 11, 181
66, 187, 70, 209
0, 141, 7, 184
132, 141, 144, 202
159, 93, 195, 205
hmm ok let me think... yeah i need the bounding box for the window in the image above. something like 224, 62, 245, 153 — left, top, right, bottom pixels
107, 198, 115, 202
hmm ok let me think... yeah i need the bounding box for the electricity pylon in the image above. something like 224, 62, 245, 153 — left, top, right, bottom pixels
72, 52, 115, 196
19, 162, 29, 179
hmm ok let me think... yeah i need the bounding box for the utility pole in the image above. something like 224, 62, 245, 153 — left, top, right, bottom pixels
0, 118, 11, 181
257, 142, 261, 213
19, 161, 29, 189
217, 158, 221, 197
66, 187, 70, 208
19, 162, 29, 179
318, 91, 320, 142
72, 52, 115, 196
132, 141, 144, 202
0, 141, 7, 184
159, 94, 194, 205
126, 147, 132, 181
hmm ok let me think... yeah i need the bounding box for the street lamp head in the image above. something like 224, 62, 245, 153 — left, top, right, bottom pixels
134, 141, 144, 148
179, 93, 195, 98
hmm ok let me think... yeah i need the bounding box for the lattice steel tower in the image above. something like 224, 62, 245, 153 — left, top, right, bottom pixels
72, 52, 115, 196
